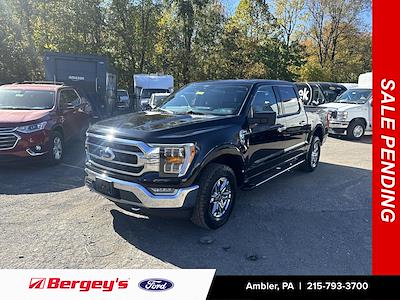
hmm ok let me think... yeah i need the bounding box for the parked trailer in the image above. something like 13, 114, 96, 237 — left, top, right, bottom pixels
44, 52, 117, 119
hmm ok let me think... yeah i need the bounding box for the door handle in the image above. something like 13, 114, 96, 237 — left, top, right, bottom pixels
277, 126, 287, 133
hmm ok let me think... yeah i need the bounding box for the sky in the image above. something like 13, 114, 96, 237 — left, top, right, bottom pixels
221, 0, 372, 30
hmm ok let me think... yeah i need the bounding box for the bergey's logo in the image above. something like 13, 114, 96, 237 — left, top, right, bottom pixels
29, 278, 46, 289
28, 277, 128, 292
99, 147, 115, 161
138, 279, 174, 292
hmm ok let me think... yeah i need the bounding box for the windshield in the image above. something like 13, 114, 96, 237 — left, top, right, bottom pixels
141, 89, 169, 98
335, 89, 372, 104
160, 83, 250, 115
0, 89, 55, 110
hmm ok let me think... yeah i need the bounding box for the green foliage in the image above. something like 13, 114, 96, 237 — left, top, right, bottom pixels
0, 0, 371, 87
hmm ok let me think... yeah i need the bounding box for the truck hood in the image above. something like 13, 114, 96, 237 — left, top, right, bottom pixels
319, 102, 361, 112
91, 111, 239, 142
0, 109, 51, 125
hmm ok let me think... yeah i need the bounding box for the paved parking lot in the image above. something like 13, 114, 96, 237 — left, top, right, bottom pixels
0, 135, 371, 275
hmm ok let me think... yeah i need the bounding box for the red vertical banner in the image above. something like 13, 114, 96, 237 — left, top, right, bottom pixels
373, 0, 400, 274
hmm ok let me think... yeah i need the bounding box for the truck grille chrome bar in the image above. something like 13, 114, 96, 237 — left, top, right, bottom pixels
85, 131, 159, 177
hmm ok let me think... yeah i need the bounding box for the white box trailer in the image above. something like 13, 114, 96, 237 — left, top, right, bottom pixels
133, 74, 174, 110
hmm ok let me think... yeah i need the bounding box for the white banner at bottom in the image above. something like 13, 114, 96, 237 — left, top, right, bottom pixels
0, 269, 216, 300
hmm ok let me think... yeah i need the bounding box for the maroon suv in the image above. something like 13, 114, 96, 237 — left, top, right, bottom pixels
0, 82, 91, 163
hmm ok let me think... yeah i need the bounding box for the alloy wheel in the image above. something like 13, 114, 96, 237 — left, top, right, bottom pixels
353, 125, 364, 138
209, 177, 232, 219
310, 141, 320, 168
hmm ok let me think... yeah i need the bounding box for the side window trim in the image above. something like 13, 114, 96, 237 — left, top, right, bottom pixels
275, 85, 301, 117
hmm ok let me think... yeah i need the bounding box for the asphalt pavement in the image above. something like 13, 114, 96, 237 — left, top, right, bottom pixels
0, 135, 371, 275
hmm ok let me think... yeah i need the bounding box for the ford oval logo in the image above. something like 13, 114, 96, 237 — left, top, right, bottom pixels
99, 147, 115, 161
138, 279, 174, 292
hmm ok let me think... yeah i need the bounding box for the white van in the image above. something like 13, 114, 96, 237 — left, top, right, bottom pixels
320, 72, 372, 139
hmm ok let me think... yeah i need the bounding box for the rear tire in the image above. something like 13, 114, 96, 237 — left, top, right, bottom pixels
347, 120, 365, 140
47, 131, 64, 165
191, 163, 236, 229
302, 136, 321, 172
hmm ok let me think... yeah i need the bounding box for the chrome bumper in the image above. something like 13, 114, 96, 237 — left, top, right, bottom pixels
85, 168, 199, 209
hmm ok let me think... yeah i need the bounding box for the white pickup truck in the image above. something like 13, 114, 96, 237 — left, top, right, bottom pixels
320, 72, 372, 139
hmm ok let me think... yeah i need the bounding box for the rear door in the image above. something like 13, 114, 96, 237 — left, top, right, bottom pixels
275, 85, 309, 158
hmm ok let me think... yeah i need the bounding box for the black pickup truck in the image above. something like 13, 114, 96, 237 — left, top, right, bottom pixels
85, 80, 328, 229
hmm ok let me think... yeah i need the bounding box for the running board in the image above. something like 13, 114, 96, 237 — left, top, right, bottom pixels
243, 159, 305, 190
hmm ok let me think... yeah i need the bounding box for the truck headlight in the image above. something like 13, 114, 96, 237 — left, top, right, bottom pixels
336, 111, 348, 121
16, 121, 47, 133
158, 143, 196, 177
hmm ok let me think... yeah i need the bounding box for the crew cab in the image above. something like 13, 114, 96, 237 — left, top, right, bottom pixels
0, 82, 91, 163
85, 80, 328, 229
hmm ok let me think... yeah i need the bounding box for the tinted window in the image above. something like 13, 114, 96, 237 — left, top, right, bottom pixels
161, 83, 250, 115
278, 86, 300, 114
311, 84, 325, 105
319, 84, 347, 102
60, 90, 81, 108
251, 86, 279, 114
295, 83, 310, 104
0, 89, 55, 110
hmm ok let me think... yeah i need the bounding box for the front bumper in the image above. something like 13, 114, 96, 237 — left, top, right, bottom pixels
0, 129, 50, 160
328, 120, 349, 135
85, 168, 199, 209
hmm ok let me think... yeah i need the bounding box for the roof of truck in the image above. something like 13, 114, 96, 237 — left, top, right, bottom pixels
194, 79, 292, 85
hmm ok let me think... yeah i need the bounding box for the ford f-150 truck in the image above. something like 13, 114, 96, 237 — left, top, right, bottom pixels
85, 80, 328, 229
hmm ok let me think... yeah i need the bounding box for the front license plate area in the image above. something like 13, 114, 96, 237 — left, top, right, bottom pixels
95, 178, 120, 198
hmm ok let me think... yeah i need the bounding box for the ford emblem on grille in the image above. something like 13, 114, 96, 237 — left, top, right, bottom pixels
138, 278, 174, 291
99, 147, 115, 161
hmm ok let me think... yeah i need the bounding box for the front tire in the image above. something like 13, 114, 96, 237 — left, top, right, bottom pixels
191, 163, 236, 229
347, 120, 365, 140
302, 136, 321, 172
47, 131, 64, 165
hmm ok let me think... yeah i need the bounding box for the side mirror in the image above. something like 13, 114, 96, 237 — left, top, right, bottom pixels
248, 111, 277, 126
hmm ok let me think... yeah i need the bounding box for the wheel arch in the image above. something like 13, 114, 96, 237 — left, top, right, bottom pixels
350, 117, 367, 128
51, 125, 64, 138
197, 146, 245, 187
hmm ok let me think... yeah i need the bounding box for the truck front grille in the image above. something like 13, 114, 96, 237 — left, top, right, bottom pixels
0, 128, 19, 150
85, 131, 159, 177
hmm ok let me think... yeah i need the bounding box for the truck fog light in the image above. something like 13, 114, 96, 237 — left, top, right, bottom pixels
149, 187, 177, 195
35, 145, 42, 151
